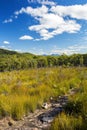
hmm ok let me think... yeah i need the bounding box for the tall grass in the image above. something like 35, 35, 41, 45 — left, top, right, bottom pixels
0, 67, 87, 120
50, 113, 83, 130
50, 67, 87, 130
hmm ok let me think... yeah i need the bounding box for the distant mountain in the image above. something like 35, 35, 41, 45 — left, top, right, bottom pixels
51, 54, 60, 56
42, 54, 48, 56
43, 54, 60, 56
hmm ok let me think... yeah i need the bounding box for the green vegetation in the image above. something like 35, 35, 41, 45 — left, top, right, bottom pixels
0, 48, 87, 72
50, 68, 87, 130
50, 113, 83, 130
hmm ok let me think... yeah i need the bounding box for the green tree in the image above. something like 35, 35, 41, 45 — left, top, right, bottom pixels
80, 56, 84, 67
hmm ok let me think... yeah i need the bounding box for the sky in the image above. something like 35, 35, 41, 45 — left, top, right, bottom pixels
0, 0, 87, 55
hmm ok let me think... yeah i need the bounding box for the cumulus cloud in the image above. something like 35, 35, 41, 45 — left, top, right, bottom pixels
29, 14, 80, 40
3, 41, 10, 44
15, 5, 48, 16
3, 18, 13, 23
15, 4, 87, 40
51, 4, 87, 20
27, 6, 81, 40
19, 35, 33, 40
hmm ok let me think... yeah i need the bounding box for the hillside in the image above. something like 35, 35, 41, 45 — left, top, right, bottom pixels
0, 48, 35, 56
0, 49, 18, 55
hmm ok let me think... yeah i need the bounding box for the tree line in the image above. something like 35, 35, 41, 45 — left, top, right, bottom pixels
0, 49, 87, 72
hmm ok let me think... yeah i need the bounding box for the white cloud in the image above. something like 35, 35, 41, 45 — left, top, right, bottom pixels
51, 49, 78, 55
27, 0, 56, 6
51, 4, 87, 20
3, 41, 10, 44
15, 5, 48, 17
30, 48, 45, 55
0, 46, 6, 49
51, 44, 87, 55
14, 49, 23, 52
14, 4, 87, 40
3, 18, 13, 23
38, 0, 56, 6
29, 10, 81, 40
0, 45, 11, 50
19, 35, 33, 40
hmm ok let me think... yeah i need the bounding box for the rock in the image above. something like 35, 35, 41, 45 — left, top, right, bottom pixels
8, 121, 13, 126
42, 103, 48, 109
41, 116, 53, 123
50, 97, 53, 100
7, 117, 15, 126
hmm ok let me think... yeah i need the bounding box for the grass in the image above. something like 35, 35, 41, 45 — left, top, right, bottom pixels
0, 67, 87, 122
50, 67, 87, 130
50, 113, 83, 130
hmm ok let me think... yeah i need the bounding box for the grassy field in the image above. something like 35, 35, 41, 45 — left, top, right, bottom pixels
0, 67, 87, 129
50, 67, 87, 130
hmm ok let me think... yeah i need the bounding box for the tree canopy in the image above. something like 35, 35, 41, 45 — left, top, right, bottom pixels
0, 49, 87, 71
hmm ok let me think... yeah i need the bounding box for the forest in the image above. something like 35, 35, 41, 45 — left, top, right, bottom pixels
0, 48, 87, 72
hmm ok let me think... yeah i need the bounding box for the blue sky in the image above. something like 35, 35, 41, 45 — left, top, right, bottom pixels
0, 0, 87, 55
